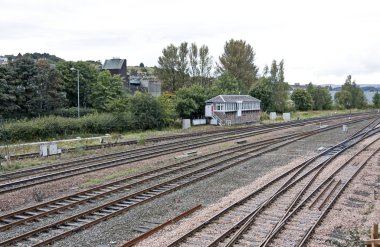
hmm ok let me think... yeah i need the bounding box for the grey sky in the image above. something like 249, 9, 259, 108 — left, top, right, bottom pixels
1, 0, 379, 85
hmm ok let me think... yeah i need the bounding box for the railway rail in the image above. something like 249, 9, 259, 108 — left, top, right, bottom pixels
2, 112, 373, 161
0, 117, 376, 246
166, 118, 380, 247
0, 114, 373, 195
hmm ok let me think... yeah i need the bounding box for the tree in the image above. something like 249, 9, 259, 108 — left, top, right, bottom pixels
269, 60, 289, 112
249, 77, 272, 112
218, 39, 258, 93
56, 61, 99, 108
373, 91, 380, 108
156, 44, 179, 92
129, 92, 163, 129
0, 66, 18, 116
335, 75, 367, 109
198, 45, 213, 85
175, 84, 211, 119
139, 62, 144, 67
211, 73, 240, 95
89, 70, 125, 111
306, 83, 332, 110
34, 60, 67, 114
158, 93, 178, 126
335, 90, 352, 109
177, 42, 189, 87
189, 43, 199, 79
291, 89, 313, 111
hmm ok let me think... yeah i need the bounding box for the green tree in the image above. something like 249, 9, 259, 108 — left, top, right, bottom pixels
306, 83, 332, 110
291, 89, 313, 111
89, 70, 125, 111
335, 90, 352, 109
139, 62, 144, 67
129, 92, 163, 129
9, 57, 40, 116
56, 61, 99, 108
177, 42, 189, 87
158, 93, 178, 126
175, 84, 211, 119
335, 75, 367, 109
34, 60, 67, 114
249, 77, 272, 112
372, 91, 380, 108
198, 45, 213, 85
211, 73, 240, 95
269, 60, 289, 112
189, 43, 199, 80
0, 66, 18, 116
156, 44, 179, 92
218, 39, 258, 93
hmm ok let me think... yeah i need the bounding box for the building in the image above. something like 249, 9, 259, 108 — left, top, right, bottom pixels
205, 95, 261, 126
128, 75, 162, 96
102, 58, 127, 86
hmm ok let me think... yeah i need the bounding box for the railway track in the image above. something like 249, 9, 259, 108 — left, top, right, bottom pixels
0, 114, 373, 195
3, 112, 373, 161
0, 117, 375, 246
166, 118, 380, 247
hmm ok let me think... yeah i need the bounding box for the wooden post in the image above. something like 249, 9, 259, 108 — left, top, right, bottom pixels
372, 224, 379, 247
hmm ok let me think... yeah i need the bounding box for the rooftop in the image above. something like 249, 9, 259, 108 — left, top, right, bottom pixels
206, 95, 261, 103
102, 58, 126, 70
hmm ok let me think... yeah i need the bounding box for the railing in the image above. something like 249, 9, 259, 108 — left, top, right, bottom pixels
211, 112, 224, 126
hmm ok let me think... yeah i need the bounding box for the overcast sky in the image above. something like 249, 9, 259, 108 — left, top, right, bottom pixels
1, 0, 379, 85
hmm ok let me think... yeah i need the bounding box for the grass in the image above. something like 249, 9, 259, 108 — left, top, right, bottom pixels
80, 167, 143, 187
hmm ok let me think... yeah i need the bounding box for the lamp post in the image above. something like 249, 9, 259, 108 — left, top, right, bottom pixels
70, 67, 80, 118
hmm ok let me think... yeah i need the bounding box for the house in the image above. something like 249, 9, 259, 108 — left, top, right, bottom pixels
102, 58, 127, 86
205, 95, 261, 126
128, 75, 162, 96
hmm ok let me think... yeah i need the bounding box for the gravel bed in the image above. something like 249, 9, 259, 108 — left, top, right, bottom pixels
307, 138, 380, 247
50, 119, 372, 247
0, 121, 321, 212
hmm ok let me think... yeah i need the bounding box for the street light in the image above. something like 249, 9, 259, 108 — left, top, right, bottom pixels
70, 67, 80, 118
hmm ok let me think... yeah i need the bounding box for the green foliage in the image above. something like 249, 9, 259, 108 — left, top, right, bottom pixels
23, 52, 64, 64
128, 92, 163, 130
139, 62, 144, 67
52, 107, 97, 118
335, 75, 367, 109
218, 39, 258, 93
260, 112, 270, 121
306, 83, 332, 110
175, 84, 212, 119
249, 77, 272, 111
158, 93, 178, 126
211, 73, 240, 95
373, 91, 380, 107
335, 90, 353, 109
56, 60, 99, 108
0, 66, 18, 116
156, 44, 180, 92
249, 60, 289, 113
291, 89, 313, 111
326, 229, 366, 247
89, 70, 125, 111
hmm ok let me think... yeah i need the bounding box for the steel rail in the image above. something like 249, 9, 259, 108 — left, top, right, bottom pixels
3, 111, 372, 161
259, 132, 380, 247
1, 116, 368, 195
0, 132, 302, 231
1, 112, 374, 181
0, 133, 317, 246
167, 125, 380, 247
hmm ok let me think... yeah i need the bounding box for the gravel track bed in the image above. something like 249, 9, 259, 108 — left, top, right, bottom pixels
0, 122, 323, 212
307, 139, 380, 247
49, 119, 372, 247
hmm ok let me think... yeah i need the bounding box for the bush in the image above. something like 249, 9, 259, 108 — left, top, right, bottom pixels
52, 107, 97, 118
260, 112, 270, 121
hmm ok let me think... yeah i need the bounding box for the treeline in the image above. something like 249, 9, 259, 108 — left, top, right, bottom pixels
0, 57, 125, 118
